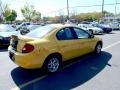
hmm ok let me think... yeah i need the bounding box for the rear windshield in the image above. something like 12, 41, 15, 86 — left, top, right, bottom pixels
26, 25, 56, 38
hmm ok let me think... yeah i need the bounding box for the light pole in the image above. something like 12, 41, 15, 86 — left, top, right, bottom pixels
67, 0, 69, 21
0, 0, 4, 21
102, 0, 104, 22
114, 0, 117, 21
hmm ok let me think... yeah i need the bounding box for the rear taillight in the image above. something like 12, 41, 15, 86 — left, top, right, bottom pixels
22, 44, 34, 53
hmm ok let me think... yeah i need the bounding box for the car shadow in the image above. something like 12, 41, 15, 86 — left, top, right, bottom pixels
11, 51, 112, 90
106, 32, 116, 34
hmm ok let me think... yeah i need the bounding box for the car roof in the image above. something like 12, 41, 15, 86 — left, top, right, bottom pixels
49, 24, 64, 28
0, 24, 15, 31
46, 24, 77, 28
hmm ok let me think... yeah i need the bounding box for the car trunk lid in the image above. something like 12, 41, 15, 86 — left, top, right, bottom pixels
11, 35, 35, 53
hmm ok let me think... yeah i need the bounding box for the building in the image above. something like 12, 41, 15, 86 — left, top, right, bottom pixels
102, 16, 120, 23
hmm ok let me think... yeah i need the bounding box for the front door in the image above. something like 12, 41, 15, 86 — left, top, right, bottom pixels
73, 27, 95, 56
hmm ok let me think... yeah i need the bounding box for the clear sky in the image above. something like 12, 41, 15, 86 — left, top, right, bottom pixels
1, 0, 120, 20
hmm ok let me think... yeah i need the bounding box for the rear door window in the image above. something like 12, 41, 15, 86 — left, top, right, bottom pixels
56, 27, 75, 40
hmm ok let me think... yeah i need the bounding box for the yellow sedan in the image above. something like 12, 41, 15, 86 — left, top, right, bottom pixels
8, 24, 102, 73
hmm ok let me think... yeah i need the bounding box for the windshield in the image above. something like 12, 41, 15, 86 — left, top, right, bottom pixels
26, 25, 57, 38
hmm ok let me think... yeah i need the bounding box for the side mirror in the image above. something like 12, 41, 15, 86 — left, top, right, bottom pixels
89, 34, 94, 38
88, 29, 94, 38
88, 29, 93, 35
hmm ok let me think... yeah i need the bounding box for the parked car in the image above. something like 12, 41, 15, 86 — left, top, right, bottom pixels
8, 24, 102, 73
0, 24, 20, 46
109, 22, 120, 30
78, 24, 104, 34
16, 22, 32, 31
20, 24, 41, 35
93, 24, 112, 33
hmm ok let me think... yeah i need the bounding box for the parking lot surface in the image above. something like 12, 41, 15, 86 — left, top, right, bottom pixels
0, 31, 120, 90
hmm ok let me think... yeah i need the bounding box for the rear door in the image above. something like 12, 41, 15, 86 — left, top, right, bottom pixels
56, 27, 81, 61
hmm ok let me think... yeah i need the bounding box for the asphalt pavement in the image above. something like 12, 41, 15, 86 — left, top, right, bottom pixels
0, 31, 120, 90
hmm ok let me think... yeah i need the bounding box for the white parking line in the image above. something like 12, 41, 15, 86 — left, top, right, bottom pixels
11, 41, 120, 90
11, 75, 48, 90
102, 41, 120, 50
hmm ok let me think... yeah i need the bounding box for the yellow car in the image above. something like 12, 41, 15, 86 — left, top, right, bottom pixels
8, 24, 102, 73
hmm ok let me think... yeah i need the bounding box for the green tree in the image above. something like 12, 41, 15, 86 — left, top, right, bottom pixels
70, 12, 102, 22
6, 10, 17, 22
3, 4, 11, 21
32, 11, 41, 22
3, 5, 17, 22
21, 4, 41, 22
103, 11, 114, 17
79, 12, 102, 22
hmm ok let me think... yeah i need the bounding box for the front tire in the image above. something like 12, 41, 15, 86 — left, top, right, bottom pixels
95, 43, 102, 54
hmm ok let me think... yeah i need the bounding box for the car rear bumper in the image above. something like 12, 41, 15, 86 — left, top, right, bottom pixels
8, 46, 45, 69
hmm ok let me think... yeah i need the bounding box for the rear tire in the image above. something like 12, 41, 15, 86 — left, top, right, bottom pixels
43, 56, 61, 73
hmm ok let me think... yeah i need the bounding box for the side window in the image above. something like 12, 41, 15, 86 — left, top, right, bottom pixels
56, 27, 74, 40
74, 27, 89, 39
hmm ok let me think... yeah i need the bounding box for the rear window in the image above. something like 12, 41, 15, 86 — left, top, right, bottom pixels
26, 25, 56, 38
